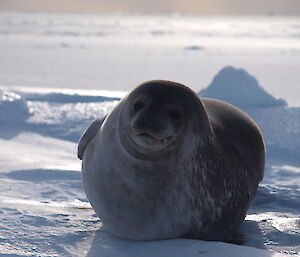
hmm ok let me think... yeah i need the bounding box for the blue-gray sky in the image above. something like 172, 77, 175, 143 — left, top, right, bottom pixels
0, 0, 299, 15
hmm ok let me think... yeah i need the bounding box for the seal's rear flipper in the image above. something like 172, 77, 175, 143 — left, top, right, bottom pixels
222, 232, 246, 245
77, 116, 107, 160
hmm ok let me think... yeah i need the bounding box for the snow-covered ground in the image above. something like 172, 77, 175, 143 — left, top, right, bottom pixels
1, 12, 300, 106
0, 12, 299, 256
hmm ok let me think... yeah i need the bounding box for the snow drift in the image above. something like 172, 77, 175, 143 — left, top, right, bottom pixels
199, 66, 287, 109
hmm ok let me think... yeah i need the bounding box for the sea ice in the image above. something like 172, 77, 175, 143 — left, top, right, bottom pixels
199, 66, 287, 109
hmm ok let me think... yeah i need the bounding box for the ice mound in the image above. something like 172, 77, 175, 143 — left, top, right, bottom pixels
199, 66, 287, 109
0, 90, 30, 125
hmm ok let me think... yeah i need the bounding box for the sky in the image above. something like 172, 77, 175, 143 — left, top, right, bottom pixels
0, 0, 300, 15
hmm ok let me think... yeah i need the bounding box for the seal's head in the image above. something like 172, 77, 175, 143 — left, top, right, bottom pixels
118, 80, 211, 160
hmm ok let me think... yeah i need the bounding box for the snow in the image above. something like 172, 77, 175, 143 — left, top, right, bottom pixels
0, 12, 299, 256
1, 12, 300, 106
1, 87, 299, 257
199, 66, 287, 108
0, 90, 30, 125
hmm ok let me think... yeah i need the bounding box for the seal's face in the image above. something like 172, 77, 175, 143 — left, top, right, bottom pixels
118, 80, 209, 160
129, 94, 183, 148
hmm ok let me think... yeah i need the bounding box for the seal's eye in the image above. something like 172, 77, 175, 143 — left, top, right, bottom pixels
133, 101, 145, 112
168, 109, 181, 121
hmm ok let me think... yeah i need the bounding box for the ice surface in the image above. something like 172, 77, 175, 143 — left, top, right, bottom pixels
23, 92, 120, 103
1, 12, 300, 106
0, 90, 30, 125
0, 12, 299, 257
199, 66, 287, 108
0, 83, 299, 256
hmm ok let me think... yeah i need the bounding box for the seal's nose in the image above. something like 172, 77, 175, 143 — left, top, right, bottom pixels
132, 113, 167, 141
133, 114, 162, 132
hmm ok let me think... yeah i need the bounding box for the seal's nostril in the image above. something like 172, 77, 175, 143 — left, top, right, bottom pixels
133, 101, 145, 112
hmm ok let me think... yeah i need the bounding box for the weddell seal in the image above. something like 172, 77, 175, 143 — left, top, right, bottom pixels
78, 80, 265, 241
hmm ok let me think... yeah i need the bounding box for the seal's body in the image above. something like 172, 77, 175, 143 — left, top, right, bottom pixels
78, 80, 265, 241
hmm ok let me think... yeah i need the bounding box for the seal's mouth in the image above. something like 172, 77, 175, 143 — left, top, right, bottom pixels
119, 125, 175, 161
136, 132, 171, 144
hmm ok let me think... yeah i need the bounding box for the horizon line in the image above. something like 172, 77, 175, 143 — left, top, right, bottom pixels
0, 10, 299, 17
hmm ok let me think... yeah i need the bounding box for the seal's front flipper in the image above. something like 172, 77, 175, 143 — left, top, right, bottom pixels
223, 232, 246, 245
77, 116, 107, 160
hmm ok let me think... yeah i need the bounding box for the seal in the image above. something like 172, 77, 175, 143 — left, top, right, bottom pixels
78, 80, 265, 241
